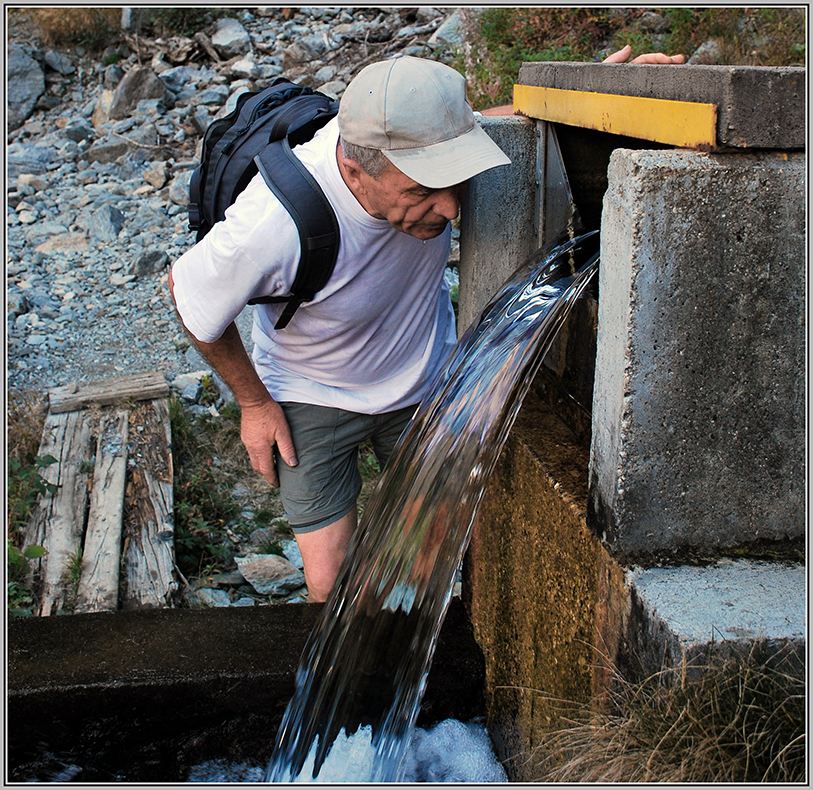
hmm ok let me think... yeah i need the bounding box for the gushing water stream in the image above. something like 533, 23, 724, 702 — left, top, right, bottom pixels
267, 229, 599, 783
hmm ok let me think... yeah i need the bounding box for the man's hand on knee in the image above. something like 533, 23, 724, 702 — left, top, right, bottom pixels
241, 399, 298, 487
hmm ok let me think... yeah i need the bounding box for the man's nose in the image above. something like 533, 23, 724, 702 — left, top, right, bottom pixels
434, 186, 461, 221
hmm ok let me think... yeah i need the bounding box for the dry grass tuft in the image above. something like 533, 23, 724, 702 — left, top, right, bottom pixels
29, 7, 121, 50
524, 641, 806, 783
7, 390, 48, 468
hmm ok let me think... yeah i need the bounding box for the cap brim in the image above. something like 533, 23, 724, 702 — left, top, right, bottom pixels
383, 122, 511, 189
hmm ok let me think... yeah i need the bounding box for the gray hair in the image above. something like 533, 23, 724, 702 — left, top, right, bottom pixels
339, 136, 390, 179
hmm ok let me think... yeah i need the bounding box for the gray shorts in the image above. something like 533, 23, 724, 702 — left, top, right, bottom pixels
275, 402, 417, 534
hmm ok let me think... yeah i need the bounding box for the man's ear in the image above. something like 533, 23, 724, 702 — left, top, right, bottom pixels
339, 155, 368, 194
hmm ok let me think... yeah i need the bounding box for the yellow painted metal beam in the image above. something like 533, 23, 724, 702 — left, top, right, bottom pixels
514, 84, 718, 149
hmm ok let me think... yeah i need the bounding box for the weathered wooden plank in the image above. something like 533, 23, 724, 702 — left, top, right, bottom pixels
25, 410, 94, 617
75, 410, 130, 613
122, 398, 177, 609
48, 371, 169, 415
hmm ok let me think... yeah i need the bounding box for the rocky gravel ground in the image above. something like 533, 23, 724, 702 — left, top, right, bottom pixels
7, 7, 466, 608
7, 7, 465, 402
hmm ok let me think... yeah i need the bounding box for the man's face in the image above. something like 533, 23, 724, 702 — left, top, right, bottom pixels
341, 155, 465, 240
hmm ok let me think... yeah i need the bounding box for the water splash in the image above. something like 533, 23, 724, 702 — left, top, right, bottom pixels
267, 229, 600, 783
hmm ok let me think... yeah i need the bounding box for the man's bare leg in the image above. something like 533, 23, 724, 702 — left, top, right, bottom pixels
295, 506, 358, 602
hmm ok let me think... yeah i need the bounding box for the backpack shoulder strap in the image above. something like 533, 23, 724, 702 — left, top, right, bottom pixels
248, 139, 340, 330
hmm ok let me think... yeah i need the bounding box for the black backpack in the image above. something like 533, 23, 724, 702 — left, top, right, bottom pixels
188, 77, 340, 329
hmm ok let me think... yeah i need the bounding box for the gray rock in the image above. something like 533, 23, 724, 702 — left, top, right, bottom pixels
639, 11, 669, 33
17, 173, 48, 191
159, 65, 201, 95
8, 293, 30, 317
134, 99, 167, 120
103, 64, 125, 89
8, 46, 46, 130
280, 539, 304, 570
197, 85, 230, 106
688, 40, 723, 65
189, 106, 212, 136
171, 370, 212, 394
129, 249, 169, 276
212, 18, 252, 57
62, 119, 95, 143
318, 80, 346, 99
142, 161, 169, 188
291, 32, 329, 62
429, 11, 464, 46
417, 7, 443, 23
44, 50, 76, 75
8, 142, 58, 178
89, 204, 126, 242
191, 588, 232, 607
168, 170, 193, 206
230, 58, 260, 79
181, 381, 202, 402
249, 527, 277, 546
83, 134, 132, 164
314, 64, 337, 83
24, 221, 70, 247
234, 553, 306, 595
109, 66, 174, 120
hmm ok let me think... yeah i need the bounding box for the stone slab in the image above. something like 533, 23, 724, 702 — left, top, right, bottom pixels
589, 148, 805, 556
518, 62, 805, 150
628, 561, 806, 646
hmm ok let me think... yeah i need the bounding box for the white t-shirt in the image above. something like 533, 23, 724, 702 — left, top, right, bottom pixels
171, 117, 457, 414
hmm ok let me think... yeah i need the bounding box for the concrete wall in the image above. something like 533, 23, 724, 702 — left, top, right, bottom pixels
458, 116, 537, 334
590, 149, 806, 556
462, 390, 629, 782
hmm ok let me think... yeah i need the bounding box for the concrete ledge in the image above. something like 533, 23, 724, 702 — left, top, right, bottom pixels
518, 62, 805, 150
8, 599, 484, 782
621, 561, 806, 680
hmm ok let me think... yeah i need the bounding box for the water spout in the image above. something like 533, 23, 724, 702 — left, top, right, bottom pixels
268, 228, 600, 783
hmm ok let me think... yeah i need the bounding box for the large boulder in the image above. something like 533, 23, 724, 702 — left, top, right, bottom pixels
211, 17, 252, 57
108, 66, 174, 120
8, 46, 45, 130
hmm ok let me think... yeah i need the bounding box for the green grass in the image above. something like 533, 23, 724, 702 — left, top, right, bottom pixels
7, 390, 52, 614
451, 7, 806, 109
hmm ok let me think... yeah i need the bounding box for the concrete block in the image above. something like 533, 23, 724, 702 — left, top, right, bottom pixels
621, 561, 806, 681
590, 149, 805, 556
518, 62, 805, 150
459, 116, 537, 335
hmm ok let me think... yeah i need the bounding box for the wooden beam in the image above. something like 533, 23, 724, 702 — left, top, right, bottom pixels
26, 410, 94, 617
122, 399, 177, 610
75, 410, 130, 614
48, 371, 169, 415
513, 84, 718, 149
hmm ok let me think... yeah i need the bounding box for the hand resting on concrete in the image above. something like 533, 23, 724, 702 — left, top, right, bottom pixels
478, 45, 685, 116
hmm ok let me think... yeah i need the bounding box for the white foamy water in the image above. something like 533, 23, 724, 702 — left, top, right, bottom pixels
187, 718, 507, 783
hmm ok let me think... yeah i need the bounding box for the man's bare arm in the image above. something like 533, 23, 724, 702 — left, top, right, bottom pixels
168, 270, 297, 487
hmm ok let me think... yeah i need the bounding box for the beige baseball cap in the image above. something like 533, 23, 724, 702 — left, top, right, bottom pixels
338, 56, 511, 189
